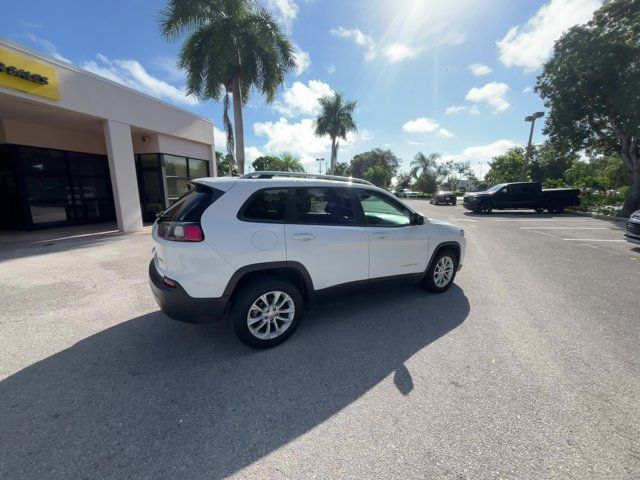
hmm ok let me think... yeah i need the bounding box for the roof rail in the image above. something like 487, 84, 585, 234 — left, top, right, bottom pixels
240, 171, 375, 186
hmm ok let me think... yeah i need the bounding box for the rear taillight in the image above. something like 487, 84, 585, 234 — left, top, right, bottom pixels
157, 222, 204, 242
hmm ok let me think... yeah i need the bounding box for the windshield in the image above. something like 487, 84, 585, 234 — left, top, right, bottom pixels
486, 183, 507, 193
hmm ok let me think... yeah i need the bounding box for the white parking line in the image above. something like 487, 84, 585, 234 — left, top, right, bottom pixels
492, 218, 595, 222
520, 227, 609, 230
562, 238, 626, 242
450, 218, 479, 222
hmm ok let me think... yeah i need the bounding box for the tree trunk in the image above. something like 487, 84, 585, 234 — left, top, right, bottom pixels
232, 77, 245, 174
621, 167, 640, 216
330, 136, 337, 174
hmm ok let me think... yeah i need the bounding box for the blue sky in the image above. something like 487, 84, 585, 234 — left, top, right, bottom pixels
4, 0, 602, 176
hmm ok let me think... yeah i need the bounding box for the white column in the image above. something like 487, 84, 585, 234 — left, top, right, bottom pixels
211, 145, 218, 176
103, 120, 143, 232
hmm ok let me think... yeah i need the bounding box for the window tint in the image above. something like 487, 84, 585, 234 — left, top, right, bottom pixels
161, 183, 222, 222
294, 188, 356, 225
242, 188, 288, 222
359, 190, 411, 227
522, 184, 538, 193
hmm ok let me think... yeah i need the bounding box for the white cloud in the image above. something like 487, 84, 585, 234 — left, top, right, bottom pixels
262, 0, 299, 31
24, 33, 71, 63
253, 117, 368, 167
437, 128, 454, 139
461, 140, 517, 160
253, 117, 330, 165
465, 81, 510, 113
383, 43, 424, 63
523, 86, 533, 94
403, 117, 439, 133
293, 45, 311, 75
403, 117, 453, 138
497, 0, 601, 72
273, 80, 333, 117
468, 63, 492, 76
327, 64, 336, 74
81, 55, 198, 106
443, 139, 518, 178
445, 105, 466, 115
245, 146, 263, 163
446, 105, 481, 115
440, 31, 467, 46
330, 27, 376, 61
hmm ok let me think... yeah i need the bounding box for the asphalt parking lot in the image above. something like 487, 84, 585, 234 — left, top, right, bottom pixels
1, 205, 639, 479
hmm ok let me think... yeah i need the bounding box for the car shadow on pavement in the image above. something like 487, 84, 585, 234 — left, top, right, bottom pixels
0, 284, 469, 479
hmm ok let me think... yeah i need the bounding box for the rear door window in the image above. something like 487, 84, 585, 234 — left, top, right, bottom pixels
292, 187, 356, 225
240, 188, 289, 222
160, 183, 222, 222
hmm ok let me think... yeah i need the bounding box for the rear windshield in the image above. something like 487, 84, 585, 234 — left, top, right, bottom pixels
160, 183, 223, 222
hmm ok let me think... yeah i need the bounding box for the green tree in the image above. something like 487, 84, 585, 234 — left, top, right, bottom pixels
536, 0, 640, 215
331, 162, 351, 176
160, 0, 296, 175
277, 152, 305, 172
436, 160, 473, 191
215, 151, 237, 176
485, 148, 527, 185
408, 152, 439, 194
314, 93, 357, 173
410, 152, 439, 179
530, 141, 579, 183
394, 172, 414, 191
252, 155, 283, 171
350, 148, 400, 188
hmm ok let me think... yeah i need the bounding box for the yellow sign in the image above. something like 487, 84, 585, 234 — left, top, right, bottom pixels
0, 48, 59, 100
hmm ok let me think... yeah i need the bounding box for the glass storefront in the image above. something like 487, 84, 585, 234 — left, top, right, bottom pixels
0, 144, 116, 230
135, 153, 210, 222
0, 144, 211, 230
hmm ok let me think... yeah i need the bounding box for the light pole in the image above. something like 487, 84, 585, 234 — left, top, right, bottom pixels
523, 111, 544, 180
316, 158, 325, 174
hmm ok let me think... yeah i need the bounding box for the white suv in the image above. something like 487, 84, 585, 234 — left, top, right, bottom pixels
149, 172, 466, 348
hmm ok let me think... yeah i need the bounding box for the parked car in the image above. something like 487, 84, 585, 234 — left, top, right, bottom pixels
430, 191, 456, 205
625, 210, 640, 245
463, 182, 580, 214
395, 189, 419, 198
150, 172, 466, 348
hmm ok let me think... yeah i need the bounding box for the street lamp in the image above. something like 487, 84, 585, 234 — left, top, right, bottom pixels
316, 158, 325, 174
523, 111, 544, 180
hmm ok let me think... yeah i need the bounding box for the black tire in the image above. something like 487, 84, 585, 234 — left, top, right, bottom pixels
422, 249, 459, 293
476, 201, 492, 214
547, 201, 565, 214
231, 276, 304, 349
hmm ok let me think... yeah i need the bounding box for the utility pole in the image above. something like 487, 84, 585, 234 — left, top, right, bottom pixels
523, 111, 544, 181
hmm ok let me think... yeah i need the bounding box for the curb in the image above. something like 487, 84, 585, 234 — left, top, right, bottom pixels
567, 210, 628, 223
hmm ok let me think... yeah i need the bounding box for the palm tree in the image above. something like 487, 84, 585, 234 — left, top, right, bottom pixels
314, 93, 357, 174
277, 152, 305, 172
410, 152, 440, 179
160, 0, 296, 174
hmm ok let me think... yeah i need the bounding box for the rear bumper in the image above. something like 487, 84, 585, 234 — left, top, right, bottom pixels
149, 260, 229, 324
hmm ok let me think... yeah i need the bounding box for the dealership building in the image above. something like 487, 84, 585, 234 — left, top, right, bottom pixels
0, 40, 217, 232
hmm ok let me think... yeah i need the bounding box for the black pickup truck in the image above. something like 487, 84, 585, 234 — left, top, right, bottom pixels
463, 182, 581, 214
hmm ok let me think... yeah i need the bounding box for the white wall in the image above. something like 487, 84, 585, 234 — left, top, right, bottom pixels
0, 118, 106, 154
0, 41, 215, 147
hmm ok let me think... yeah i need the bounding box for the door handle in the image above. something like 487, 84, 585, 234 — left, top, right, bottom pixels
292, 233, 315, 241
372, 233, 387, 239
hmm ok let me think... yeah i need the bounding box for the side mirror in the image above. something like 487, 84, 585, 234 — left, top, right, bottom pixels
410, 213, 424, 225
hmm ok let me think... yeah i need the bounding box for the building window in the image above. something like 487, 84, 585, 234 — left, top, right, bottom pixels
162, 154, 210, 205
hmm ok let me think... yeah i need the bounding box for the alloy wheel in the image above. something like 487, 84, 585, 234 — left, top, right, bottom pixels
433, 256, 455, 288
246, 291, 295, 340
